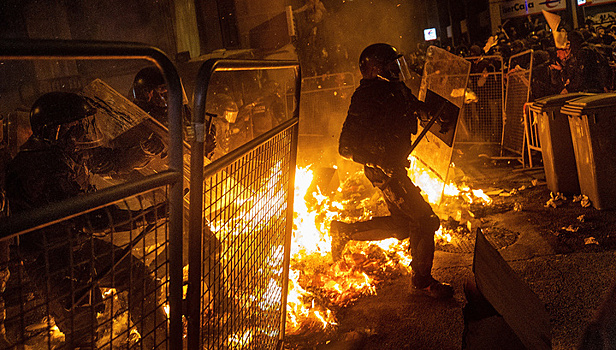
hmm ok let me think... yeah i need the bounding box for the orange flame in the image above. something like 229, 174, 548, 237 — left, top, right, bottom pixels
286, 156, 493, 335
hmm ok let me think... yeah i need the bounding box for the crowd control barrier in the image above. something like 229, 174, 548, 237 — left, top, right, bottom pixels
0, 39, 184, 350
188, 59, 300, 349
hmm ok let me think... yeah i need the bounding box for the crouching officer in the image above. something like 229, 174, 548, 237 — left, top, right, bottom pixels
130, 66, 217, 159
5, 92, 168, 348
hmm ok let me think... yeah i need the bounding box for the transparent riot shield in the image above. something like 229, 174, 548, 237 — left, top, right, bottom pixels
82, 79, 152, 143
410, 46, 470, 203
81, 78, 244, 268
81, 78, 172, 200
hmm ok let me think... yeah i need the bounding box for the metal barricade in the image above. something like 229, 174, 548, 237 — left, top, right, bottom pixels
458, 55, 504, 144
524, 101, 541, 167
189, 59, 300, 349
501, 50, 534, 166
0, 39, 184, 349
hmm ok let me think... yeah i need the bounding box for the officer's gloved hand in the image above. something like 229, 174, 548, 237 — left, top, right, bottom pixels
89, 158, 116, 174
416, 109, 430, 122
140, 133, 166, 157
401, 157, 411, 169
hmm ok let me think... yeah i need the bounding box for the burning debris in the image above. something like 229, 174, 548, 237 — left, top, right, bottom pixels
546, 192, 568, 208
574, 195, 592, 208
286, 158, 495, 342
584, 237, 599, 246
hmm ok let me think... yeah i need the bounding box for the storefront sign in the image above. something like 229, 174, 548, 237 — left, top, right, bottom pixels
501, 0, 566, 19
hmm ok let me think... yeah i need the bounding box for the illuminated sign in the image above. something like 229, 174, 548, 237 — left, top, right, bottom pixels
501, 0, 566, 19
424, 28, 437, 41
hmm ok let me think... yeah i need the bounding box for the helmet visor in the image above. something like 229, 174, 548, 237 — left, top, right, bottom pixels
394, 55, 413, 84
222, 104, 239, 123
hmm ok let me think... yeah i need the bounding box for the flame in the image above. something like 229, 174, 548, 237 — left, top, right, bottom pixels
286, 156, 493, 336
291, 167, 333, 258
286, 166, 410, 336
17, 153, 493, 348
228, 330, 253, 346
164, 304, 170, 317
407, 157, 492, 244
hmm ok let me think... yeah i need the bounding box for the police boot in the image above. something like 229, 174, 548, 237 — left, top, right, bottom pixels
330, 221, 354, 261
411, 273, 454, 299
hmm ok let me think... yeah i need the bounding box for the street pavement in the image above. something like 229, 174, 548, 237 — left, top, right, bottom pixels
291, 144, 616, 350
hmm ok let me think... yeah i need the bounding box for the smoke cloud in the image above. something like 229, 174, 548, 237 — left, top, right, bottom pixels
321, 0, 427, 70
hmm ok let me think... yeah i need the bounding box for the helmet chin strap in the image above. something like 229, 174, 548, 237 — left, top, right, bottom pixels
376, 72, 400, 82
53, 125, 62, 142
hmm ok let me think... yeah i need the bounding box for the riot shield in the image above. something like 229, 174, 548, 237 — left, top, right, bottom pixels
410, 46, 470, 202
82, 79, 153, 144
81, 78, 244, 209
81, 79, 243, 266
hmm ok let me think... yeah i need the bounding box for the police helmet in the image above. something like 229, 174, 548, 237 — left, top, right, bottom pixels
130, 67, 167, 109
207, 93, 239, 124
30, 92, 103, 149
359, 43, 404, 80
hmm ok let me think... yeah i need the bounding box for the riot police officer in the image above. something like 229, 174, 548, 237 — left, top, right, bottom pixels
207, 93, 242, 160
131, 66, 170, 125
130, 66, 216, 158
5, 92, 168, 349
331, 43, 454, 299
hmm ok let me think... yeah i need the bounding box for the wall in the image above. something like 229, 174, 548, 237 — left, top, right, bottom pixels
236, 0, 288, 48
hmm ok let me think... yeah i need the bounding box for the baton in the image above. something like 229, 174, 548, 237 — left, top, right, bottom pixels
409, 101, 447, 154
205, 112, 216, 134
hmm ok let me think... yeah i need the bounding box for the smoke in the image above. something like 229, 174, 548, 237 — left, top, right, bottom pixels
320, 0, 426, 71
296, 1, 428, 168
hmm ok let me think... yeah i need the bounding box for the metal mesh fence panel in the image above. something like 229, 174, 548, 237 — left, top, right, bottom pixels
502, 50, 533, 158
0, 40, 186, 349
199, 127, 295, 349
189, 59, 300, 350
525, 101, 541, 168
2, 188, 170, 349
459, 56, 504, 144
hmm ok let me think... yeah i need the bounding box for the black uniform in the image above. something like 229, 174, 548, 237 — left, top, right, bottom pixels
562, 31, 612, 93
5, 136, 167, 349
337, 78, 440, 288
